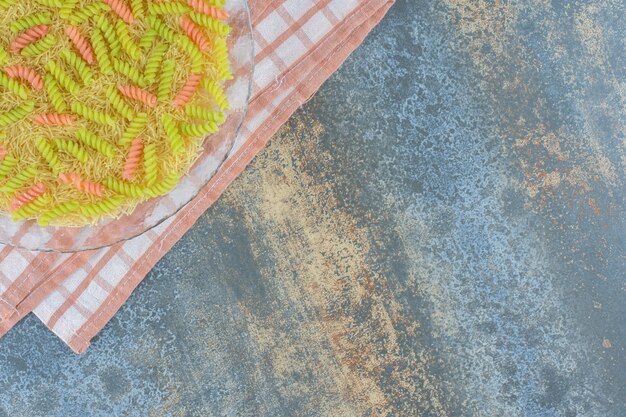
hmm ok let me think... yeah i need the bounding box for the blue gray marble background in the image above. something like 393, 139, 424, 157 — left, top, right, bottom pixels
0, 0, 624, 415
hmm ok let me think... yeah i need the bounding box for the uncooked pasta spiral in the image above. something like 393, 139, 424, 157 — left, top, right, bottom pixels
161, 114, 184, 154
139, 29, 157, 50
213, 37, 233, 80
45, 60, 80, 95
185, 0, 228, 20
118, 85, 157, 108
177, 35, 203, 73
106, 177, 145, 197
179, 16, 209, 52
20, 34, 57, 57
35, 0, 63, 7
202, 78, 230, 110
38, 201, 80, 225
105, 85, 135, 121
173, 72, 201, 107
65, 26, 95, 65
11, 13, 51, 33
59, 172, 105, 196
179, 121, 218, 136
0, 101, 35, 126
148, 16, 179, 43
143, 43, 168, 85
34, 137, 63, 173
0, 155, 17, 180
33, 113, 76, 125
12, 194, 50, 221
76, 128, 117, 158
10, 183, 46, 211
144, 170, 180, 198
115, 20, 141, 59
122, 137, 143, 180
0, 166, 38, 193
120, 112, 147, 146
113, 58, 146, 87
0, 72, 29, 99
59, 0, 79, 19
71, 102, 117, 126
43, 74, 67, 112
189, 12, 231, 35
4, 65, 44, 90
54, 139, 90, 163
143, 142, 157, 187
103, 0, 135, 24
79, 196, 124, 219
90, 28, 113, 75
94, 14, 121, 57
68, 2, 110, 25
10, 24, 48, 53
61, 48, 94, 85
148, 2, 191, 15
130, 0, 145, 19
0, 48, 8, 66
157, 59, 175, 102
184, 106, 225, 123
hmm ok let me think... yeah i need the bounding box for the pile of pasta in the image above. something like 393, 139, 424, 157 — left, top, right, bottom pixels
0, 0, 232, 226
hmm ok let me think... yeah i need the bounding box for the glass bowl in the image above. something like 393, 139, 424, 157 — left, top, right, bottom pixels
0, 0, 254, 253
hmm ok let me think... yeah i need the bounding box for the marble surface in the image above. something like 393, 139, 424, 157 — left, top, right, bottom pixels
0, 1, 624, 415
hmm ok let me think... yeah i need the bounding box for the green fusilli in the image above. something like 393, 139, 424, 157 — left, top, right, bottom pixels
76, 128, 116, 157
54, 139, 90, 163
105, 85, 135, 121
148, 16, 179, 43
38, 201, 79, 225
0, 156, 17, 180
11, 13, 50, 33
189, 12, 231, 35
179, 122, 219, 137
45, 60, 80, 95
115, 20, 140, 59
35, 137, 63, 173
90, 27, 113, 75
71, 102, 117, 126
68, 2, 110, 25
21, 34, 57, 57
120, 112, 147, 146
0, 100, 35, 127
113, 58, 146, 87
106, 177, 145, 197
12, 194, 51, 221
157, 59, 175, 102
184, 106, 225, 123
0, 166, 37, 193
62, 48, 94, 85
0, 72, 29, 99
79, 195, 124, 218
203, 79, 230, 110
143, 43, 168, 85
161, 114, 185, 154
43, 74, 67, 112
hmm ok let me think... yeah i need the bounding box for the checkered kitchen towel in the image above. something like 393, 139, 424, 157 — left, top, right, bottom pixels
0, 0, 395, 353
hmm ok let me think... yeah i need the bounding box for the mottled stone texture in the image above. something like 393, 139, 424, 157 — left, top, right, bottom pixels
0, 0, 624, 416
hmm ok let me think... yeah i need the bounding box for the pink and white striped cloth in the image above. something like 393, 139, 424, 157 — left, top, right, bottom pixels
0, 0, 395, 353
